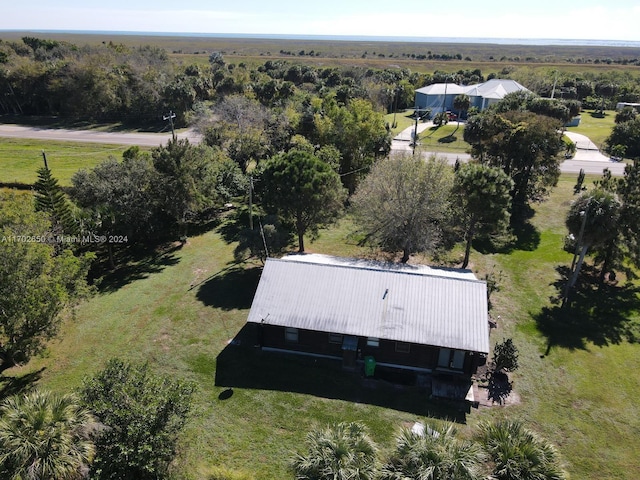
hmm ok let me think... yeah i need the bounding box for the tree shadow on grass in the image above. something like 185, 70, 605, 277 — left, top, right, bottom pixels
93, 242, 181, 293
195, 264, 262, 310
437, 135, 457, 143
218, 208, 252, 244
536, 265, 640, 352
510, 221, 541, 251
0, 367, 46, 401
213, 324, 469, 422
1, 114, 168, 132
487, 371, 513, 405
471, 221, 539, 256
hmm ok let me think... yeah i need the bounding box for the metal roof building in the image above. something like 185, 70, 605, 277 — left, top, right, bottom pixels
247, 255, 490, 355
415, 78, 530, 115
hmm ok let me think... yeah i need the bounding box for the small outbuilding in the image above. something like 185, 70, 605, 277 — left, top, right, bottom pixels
246, 254, 490, 378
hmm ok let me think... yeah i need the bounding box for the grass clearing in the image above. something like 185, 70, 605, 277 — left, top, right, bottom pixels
0, 138, 137, 186
3, 173, 639, 479
384, 109, 417, 136
385, 110, 470, 154
566, 109, 617, 149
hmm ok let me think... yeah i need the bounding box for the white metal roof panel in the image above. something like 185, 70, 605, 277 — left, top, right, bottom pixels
416, 84, 468, 95
247, 256, 489, 354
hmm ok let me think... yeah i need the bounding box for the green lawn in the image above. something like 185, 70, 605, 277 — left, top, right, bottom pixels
7, 174, 636, 479
386, 110, 470, 154
384, 109, 417, 136
3, 170, 639, 479
0, 138, 137, 186
566, 109, 617, 149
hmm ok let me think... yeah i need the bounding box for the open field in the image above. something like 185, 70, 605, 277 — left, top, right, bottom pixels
2, 31, 640, 75
3, 171, 639, 479
0, 138, 136, 186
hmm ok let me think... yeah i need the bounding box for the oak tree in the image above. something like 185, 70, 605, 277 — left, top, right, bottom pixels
258, 150, 346, 253
352, 153, 453, 263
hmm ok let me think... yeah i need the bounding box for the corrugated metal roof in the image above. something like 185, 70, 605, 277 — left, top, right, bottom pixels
416, 84, 468, 95
416, 79, 529, 102
247, 256, 489, 354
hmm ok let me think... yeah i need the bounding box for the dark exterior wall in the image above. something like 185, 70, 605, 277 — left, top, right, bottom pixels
261, 325, 343, 357
360, 338, 439, 370
259, 325, 483, 375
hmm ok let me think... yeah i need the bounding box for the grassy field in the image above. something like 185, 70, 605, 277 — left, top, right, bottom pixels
0, 138, 135, 186
3, 31, 640, 76
3, 170, 638, 479
567, 109, 617, 149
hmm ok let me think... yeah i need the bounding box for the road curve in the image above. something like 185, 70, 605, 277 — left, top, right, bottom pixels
0, 123, 626, 176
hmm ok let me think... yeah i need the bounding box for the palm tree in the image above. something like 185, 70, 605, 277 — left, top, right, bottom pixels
452, 94, 470, 135
478, 420, 567, 480
291, 422, 378, 480
0, 390, 97, 480
380, 424, 485, 480
566, 188, 621, 291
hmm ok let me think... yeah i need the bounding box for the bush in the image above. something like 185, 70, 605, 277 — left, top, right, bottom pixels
81, 359, 196, 480
492, 338, 519, 372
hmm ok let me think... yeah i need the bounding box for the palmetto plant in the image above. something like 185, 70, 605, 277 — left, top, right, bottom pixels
380, 424, 486, 480
478, 420, 567, 480
291, 422, 378, 480
0, 390, 97, 480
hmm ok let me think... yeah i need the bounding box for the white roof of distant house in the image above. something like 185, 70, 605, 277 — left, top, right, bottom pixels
469, 78, 528, 98
247, 254, 490, 354
415, 83, 468, 96
416, 78, 529, 100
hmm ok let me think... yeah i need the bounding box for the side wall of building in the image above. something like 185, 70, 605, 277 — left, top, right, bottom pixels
259, 325, 484, 375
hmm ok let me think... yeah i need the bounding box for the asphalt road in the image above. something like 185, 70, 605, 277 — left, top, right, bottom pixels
0, 124, 201, 147
392, 122, 626, 176
0, 123, 627, 176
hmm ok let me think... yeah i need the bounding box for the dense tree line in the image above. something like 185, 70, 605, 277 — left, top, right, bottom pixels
2, 36, 640, 127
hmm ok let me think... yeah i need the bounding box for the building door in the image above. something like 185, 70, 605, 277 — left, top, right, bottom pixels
342, 335, 358, 370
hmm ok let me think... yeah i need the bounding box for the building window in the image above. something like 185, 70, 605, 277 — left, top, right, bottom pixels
367, 337, 380, 348
395, 342, 411, 354
285, 327, 298, 343
438, 348, 465, 370
328, 333, 343, 344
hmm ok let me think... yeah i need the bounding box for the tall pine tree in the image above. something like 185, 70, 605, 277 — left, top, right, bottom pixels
34, 151, 77, 237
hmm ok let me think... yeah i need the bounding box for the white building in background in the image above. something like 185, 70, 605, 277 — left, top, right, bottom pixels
415, 79, 530, 116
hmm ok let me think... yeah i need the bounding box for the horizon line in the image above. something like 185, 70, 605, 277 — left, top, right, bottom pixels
1, 29, 639, 47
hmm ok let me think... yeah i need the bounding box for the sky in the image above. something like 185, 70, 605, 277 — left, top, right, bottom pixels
2, 0, 639, 42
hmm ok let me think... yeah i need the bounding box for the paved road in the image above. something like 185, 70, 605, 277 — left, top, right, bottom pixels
0, 124, 201, 146
392, 122, 626, 176
0, 123, 626, 176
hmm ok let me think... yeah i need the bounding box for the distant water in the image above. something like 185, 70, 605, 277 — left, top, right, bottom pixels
6, 30, 640, 48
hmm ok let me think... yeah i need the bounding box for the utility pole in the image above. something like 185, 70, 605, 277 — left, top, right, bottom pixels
411, 107, 431, 156
163, 110, 176, 141
392, 87, 399, 128
248, 176, 254, 231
